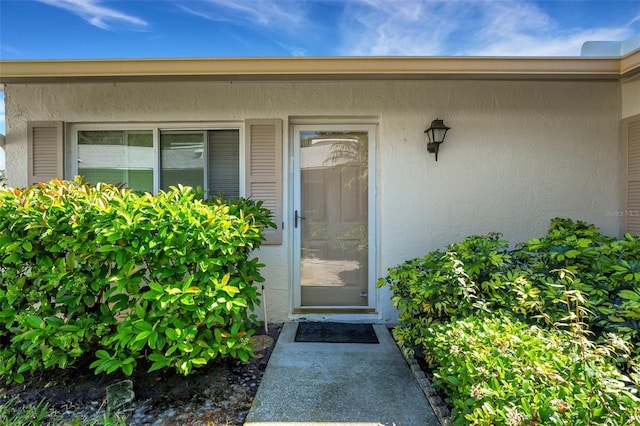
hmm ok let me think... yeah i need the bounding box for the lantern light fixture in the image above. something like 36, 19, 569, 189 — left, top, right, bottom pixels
425, 118, 450, 161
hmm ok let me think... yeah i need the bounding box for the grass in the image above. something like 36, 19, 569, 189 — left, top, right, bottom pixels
0, 398, 48, 425
0, 398, 129, 426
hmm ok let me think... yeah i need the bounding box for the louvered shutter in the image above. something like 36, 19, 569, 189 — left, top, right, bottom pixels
27, 121, 64, 185
623, 114, 640, 235
245, 120, 283, 245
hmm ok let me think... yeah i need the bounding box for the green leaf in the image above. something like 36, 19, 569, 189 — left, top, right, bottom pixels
565, 249, 581, 259
191, 358, 208, 366
149, 282, 164, 294
143, 291, 160, 300
5, 240, 23, 252
133, 320, 153, 332
116, 250, 127, 268
134, 330, 153, 342
231, 321, 240, 335
148, 359, 170, 373
105, 360, 122, 374
26, 315, 45, 329
17, 363, 32, 374
121, 364, 133, 376
238, 349, 249, 363
619, 289, 640, 301
222, 285, 240, 296
149, 331, 158, 349
95, 350, 111, 359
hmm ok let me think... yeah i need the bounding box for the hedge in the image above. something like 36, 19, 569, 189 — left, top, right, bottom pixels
0, 178, 274, 383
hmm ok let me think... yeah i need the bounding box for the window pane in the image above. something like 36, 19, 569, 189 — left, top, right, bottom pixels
161, 131, 205, 191
208, 130, 240, 199
78, 130, 153, 192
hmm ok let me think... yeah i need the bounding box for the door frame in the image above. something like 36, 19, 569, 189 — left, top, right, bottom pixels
291, 123, 378, 315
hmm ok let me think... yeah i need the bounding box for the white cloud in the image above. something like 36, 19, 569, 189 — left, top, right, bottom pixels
180, 0, 307, 32
38, 0, 148, 30
339, 0, 462, 56
337, 0, 639, 56
457, 1, 635, 56
470, 28, 634, 57
0, 44, 24, 58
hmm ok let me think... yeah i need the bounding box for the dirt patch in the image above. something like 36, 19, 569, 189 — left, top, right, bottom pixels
0, 324, 281, 425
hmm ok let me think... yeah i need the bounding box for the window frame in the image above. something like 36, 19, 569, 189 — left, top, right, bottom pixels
70, 122, 245, 196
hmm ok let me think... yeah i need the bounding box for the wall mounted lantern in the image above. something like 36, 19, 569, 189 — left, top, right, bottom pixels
425, 119, 450, 161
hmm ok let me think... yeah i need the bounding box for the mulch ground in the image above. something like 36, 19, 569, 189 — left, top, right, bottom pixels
0, 323, 281, 425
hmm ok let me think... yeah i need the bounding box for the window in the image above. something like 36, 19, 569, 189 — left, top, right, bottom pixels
160, 131, 206, 191
78, 130, 153, 192
74, 125, 240, 199
160, 130, 240, 198
68, 120, 282, 244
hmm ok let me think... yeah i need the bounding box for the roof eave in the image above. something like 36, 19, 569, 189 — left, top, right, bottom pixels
620, 47, 640, 79
0, 56, 635, 84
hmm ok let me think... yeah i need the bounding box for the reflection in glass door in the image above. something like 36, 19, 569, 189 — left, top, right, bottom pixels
296, 129, 370, 307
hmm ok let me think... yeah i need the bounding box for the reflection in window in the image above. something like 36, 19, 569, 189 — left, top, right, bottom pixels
78, 130, 153, 192
160, 131, 205, 191
299, 130, 369, 306
160, 130, 240, 198
76, 128, 240, 198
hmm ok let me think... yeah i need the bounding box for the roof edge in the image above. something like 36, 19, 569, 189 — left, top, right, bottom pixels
620, 48, 640, 78
0, 56, 633, 84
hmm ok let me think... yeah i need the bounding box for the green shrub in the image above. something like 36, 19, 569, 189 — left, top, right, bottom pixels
376, 233, 515, 351
0, 178, 274, 383
378, 218, 640, 361
516, 219, 640, 359
378, 218, 640, 423
424, 314, 640, 425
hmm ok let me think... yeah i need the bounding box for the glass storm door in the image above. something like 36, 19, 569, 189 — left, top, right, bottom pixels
294, 125, 374, 310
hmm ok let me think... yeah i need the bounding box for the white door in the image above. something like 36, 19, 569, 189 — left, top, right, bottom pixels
293, 125, 376, 312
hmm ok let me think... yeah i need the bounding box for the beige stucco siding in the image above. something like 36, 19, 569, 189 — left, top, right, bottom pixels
4, 79, 622, 322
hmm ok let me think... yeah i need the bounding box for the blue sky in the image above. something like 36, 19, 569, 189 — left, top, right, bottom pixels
1, 0, 640, 169
2, 0, 639, 59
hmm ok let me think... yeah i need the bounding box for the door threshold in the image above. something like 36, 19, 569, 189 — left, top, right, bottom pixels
293, 307, 377, 315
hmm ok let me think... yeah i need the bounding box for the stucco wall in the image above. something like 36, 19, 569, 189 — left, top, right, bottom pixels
4, 79, 622, 323
622, 77, 640, 118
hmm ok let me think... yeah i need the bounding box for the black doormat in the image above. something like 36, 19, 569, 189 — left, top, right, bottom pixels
294, 322, 379, 344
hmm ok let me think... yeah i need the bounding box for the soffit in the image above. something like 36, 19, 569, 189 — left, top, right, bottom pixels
0, 55, 636, 84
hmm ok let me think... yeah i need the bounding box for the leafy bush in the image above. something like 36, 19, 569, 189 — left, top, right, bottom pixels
515, 219, 640, 359
378, 218, 640, 423
376, 233, 514, 351
424, 314, 640, 425
378, 218, 640, 361
0, 178, 274, 383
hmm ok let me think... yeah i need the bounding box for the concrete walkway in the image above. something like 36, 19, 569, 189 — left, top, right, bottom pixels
244, 322, 440, 426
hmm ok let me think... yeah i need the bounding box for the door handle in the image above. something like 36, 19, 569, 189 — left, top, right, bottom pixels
294, 210, 305, 228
